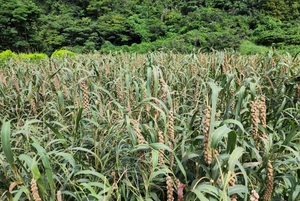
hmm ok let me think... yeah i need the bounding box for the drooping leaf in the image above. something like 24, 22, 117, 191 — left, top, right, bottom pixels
228, 147, 244, 172
210, 125, 231, 149
190, 189, 209, 201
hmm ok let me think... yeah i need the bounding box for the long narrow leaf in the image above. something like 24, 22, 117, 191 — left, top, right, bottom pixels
190, 189, 209, 201
32, 142, 55, 198
1, 121, 17, 172
228, 147, 244, 172
210, 125, 232, 149
208, 82, 222, 134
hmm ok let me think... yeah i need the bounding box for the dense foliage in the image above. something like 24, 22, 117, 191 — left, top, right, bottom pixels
0, 0, 300, 54
0, 51, 300, 200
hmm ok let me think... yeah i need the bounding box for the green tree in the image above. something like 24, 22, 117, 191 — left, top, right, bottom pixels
96, 13, 132, 45
262, 0, 300, 20
63, 17, 100, 48
0, 0, 41, 52
126, 14, 167, 42
86, 0, 138, 18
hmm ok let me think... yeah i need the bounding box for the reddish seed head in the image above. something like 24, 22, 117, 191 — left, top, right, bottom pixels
178, 183, 185, 201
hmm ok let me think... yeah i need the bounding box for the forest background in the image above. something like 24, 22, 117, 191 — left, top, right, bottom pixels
1, 0, 300, 55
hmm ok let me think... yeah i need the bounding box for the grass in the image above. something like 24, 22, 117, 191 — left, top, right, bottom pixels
0, 50, 300, 201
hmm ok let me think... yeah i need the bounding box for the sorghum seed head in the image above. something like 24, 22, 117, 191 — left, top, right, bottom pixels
263, 160, 273, 201
31, 178, 42, 201
166, 176, 174, 201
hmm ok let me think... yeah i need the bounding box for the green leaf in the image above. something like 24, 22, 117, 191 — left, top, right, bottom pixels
174, 154, 188, 182
236, 162, 248, 201
235, 86, 245, 121
208, 82, 222, 134
228, 185, 247, 195
210, 125, 231, 149
149, 169, 171, 181
292, 185, 300, 201
31, 157, 47, 194
188, 110, 199, 130
44, 122, 67, 148
222, 119, 245, 134
279, 128, 299, 152
32, 142, 55, 198
57, 90, 65, 114
75, 170, 110, 185
80, 183, 101, 199
75, 107, 83, 133
249, 82, 256, 100
55, 152, 76, 167
19, 154, 33, 168
181, 152, 200, 163
1, 121, 17, 172
275, 97, 287, 117
150, 143, 172, 151
228, 147, 244, 172
227, 131, 237, 154
190, 189, 209, 201
147, 67, 152, 97
13, 186, 30, 201
152, 66, 159, 97
195, 184, 221, 198
131, 144, 150, 152
151, 149, 159, 169
72, 147, 102, 164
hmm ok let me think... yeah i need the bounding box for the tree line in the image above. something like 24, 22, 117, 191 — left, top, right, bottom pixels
1, 0, 300, 54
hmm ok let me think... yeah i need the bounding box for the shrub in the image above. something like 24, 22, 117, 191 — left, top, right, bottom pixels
51, 49, 75, 58
18, 53, 48, 60
0, 50, 18, 61
239, 40, 269, 55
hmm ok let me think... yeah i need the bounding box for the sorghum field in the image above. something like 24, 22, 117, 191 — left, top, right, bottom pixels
0, 51, 300, 201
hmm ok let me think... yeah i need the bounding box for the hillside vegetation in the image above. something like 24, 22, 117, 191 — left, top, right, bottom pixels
1, 0, 300, 54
